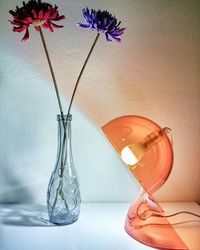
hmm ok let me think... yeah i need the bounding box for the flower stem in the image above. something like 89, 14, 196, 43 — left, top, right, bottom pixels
67, 33, 100, 116
38, 26, 65, 120
39, 27, 68, 214
38, 27, 66, 164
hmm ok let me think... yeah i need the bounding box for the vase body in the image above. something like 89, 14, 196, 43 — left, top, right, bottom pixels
47, 114, 81, 225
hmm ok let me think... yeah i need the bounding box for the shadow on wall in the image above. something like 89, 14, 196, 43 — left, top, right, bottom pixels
0, 161, 33, 203
0, 70, 31, 203
0, 59, 58, 204
0, 72, 35, 203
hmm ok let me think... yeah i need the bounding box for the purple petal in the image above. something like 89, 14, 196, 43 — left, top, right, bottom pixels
78, 7, 125, 42
105, 33, 112, 42
77, 23, 90, 28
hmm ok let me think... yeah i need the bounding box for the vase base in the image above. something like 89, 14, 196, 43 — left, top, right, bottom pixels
49, 211, 79, 226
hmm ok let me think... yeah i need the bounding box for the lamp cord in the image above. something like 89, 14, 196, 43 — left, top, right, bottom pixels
152, 211, 200, 219
138, 210, 200, 221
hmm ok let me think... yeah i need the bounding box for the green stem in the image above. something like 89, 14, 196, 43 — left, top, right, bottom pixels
38, 26, 65, 122
67, 33, 100, 116
39, 26, 67, 164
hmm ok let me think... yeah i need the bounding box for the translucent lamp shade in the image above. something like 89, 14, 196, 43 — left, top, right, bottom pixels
102, 115, 173, 195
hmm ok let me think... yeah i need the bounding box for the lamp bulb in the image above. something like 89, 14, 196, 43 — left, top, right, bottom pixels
120, 128, 168, 166
121, 143, 146, 166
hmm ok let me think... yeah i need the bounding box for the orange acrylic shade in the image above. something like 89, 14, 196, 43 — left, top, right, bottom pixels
102, 115, 188, 250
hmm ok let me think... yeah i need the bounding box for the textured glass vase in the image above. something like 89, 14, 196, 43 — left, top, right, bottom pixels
47, 114, 81, 225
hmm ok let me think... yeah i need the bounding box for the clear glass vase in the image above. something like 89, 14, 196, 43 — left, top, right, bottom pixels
47, 114, 81, 225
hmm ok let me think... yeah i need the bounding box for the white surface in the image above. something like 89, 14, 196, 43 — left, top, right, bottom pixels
0, 203, 155, 250
0, 0, 199, 204
1, 202, 200, 250
161, 202, 200, 250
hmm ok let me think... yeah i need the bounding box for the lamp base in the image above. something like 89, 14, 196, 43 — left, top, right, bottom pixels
125, 192, 188, 250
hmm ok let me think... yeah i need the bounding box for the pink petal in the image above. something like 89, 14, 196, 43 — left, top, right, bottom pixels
24, 17, 33, 24
53, 15, 65, 21
34, 26, 39, 31
38, 10, 44, 19
9, 20, 23, 26
13, 16, 21, 21
31, 9, 37, 19
49, 8, 58, 19
47, 20, 54, 32
41, 23, 49, 28
22, 29, 29, 41
44, 9, 51, 19
51, 22, 63, 28
13, 25, 27, 32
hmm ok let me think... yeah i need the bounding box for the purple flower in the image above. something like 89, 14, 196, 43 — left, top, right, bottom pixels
77, 8, 126, 42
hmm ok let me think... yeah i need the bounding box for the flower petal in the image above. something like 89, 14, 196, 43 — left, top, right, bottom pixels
13, 25, 27, 32
34, 26, 39, 31
53, 15, 65, 21
42, 23, 49, 28
105, 33, 112, 42
38, 10, 44, 19
51, 22, 64, 28
9, 0, 65, 41
46, 20, 54, 32
22, 28, 29, 41
78, 7, 125, 42
43, 9, 51, 19
31, 9, 37, 19
9, 20, 23, 26
9, 10, 16, 16
77, 23, 90, 28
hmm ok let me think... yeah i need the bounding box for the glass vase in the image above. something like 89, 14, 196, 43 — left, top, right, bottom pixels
47, 114, 81, 225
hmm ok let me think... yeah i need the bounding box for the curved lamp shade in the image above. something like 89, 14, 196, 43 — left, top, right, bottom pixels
102, 115, 188, 250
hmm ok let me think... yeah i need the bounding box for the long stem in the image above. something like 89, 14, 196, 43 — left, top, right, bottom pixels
38, 26, 65, 120
67, 33, 100, 116
39, 27, 68, 215
39, 26, 67, 166
39, 26, 67, 164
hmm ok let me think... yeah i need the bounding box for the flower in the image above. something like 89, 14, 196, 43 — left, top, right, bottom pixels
67, 8, 125, 115
9, 0, 66, 123
77, 7, 126, 42
9, 0, 65, 41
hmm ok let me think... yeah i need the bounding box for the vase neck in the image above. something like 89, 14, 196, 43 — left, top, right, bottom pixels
57, 114, 73, 167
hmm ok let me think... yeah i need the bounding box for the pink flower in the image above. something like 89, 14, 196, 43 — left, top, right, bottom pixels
9, 0, 65, 41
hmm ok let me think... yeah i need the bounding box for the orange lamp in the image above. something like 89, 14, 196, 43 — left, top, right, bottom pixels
102, 115, 188, 250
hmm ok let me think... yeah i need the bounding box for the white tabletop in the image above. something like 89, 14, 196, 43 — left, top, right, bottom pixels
0, 202, 199, 250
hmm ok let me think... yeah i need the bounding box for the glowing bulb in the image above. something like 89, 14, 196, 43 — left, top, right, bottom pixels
120, 128, 167, 166
121, 146, 139, 165
121, 143, 146, 166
